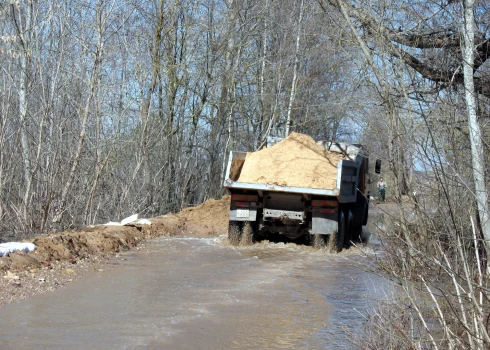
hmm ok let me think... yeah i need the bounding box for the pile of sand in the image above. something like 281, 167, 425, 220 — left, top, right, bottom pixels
237, 132, 344, 189
178, 196, 230, 235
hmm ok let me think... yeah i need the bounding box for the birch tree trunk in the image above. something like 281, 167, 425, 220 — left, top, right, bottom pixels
138, 0, 165, 212
0, 88, 5, 220
11, 1, 33, 222
461, 0, 490, 257
163, 0, 180, 212
207, 0, 235, 198
257, 0, 269, 146
285, 0, 304, 137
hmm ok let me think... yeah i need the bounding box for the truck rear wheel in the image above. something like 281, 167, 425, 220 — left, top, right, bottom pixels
228, 221, 242, 246
334, 212, 346, 253
351, 195, 367, 242
344, 211, 353, 246
240, 221, 253, 246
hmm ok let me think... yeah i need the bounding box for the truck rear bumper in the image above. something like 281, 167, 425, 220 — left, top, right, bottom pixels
263, 209, 304, 221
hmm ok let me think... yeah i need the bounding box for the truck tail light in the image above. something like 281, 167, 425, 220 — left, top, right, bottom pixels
318, 208, 336, 214
311, 200, 337, 207
231, 194, 258, 202
234, 201, 250, 208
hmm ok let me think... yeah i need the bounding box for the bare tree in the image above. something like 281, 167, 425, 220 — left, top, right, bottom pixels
10, 1, 33, 223
285, 0, 305, 137
461, 0, 490, 259
0, 0, 376, 235
52, 0, 108, 227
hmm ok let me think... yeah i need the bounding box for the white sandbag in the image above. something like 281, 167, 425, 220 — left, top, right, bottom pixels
100, 214, 150, 226
135, 219, 151, 225
121, 214, 138, 225
102, 221, 124, 226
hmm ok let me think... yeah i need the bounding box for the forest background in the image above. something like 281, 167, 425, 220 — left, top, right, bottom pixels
1, 1, 490, 347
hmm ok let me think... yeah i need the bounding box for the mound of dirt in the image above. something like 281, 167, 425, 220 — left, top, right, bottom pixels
0, 196, 231, 273
237, 132, 344, 189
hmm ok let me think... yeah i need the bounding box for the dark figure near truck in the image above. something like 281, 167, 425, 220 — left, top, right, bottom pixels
377, 177, 386, 203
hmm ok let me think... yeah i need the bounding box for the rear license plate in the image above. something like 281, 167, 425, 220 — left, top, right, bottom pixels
236, 209, 250, 218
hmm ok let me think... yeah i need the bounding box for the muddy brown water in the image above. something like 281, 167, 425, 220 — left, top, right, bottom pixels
0, 211, 389, 349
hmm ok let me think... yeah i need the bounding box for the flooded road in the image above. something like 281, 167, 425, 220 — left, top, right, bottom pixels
0, 217, 388, 349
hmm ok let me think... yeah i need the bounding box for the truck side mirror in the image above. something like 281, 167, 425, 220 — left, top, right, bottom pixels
375, 160, 381, 174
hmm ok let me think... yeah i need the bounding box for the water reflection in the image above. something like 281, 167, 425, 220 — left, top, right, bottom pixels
0, 226, 388, 349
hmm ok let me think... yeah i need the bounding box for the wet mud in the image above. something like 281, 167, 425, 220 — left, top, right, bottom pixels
0, 224, 388, 349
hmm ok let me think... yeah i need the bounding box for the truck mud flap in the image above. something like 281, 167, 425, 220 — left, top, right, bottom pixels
312, 209, 338, 235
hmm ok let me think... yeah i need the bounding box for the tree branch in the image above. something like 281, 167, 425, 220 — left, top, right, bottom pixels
319, 0, 490, 97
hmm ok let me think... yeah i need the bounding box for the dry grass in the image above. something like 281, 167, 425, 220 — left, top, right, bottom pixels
352, 199, 490, 349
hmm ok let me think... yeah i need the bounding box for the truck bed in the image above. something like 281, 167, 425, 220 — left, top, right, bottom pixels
224, 151, 361, 203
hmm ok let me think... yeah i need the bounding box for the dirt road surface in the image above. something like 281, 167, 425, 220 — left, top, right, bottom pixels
0, 198, 389, 349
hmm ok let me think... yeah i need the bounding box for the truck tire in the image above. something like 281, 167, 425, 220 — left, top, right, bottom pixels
362, 197, 369, 226
344, 211, 353, 246
351, 196, 367, 242
240, 221, 253, 246
334, 211, 346, 253
228, 221, 242, 246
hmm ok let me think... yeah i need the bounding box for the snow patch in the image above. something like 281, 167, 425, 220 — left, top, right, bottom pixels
0, 242, 36, 257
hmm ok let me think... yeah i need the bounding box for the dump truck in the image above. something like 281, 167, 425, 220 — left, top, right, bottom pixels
223, 132, 379, 252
